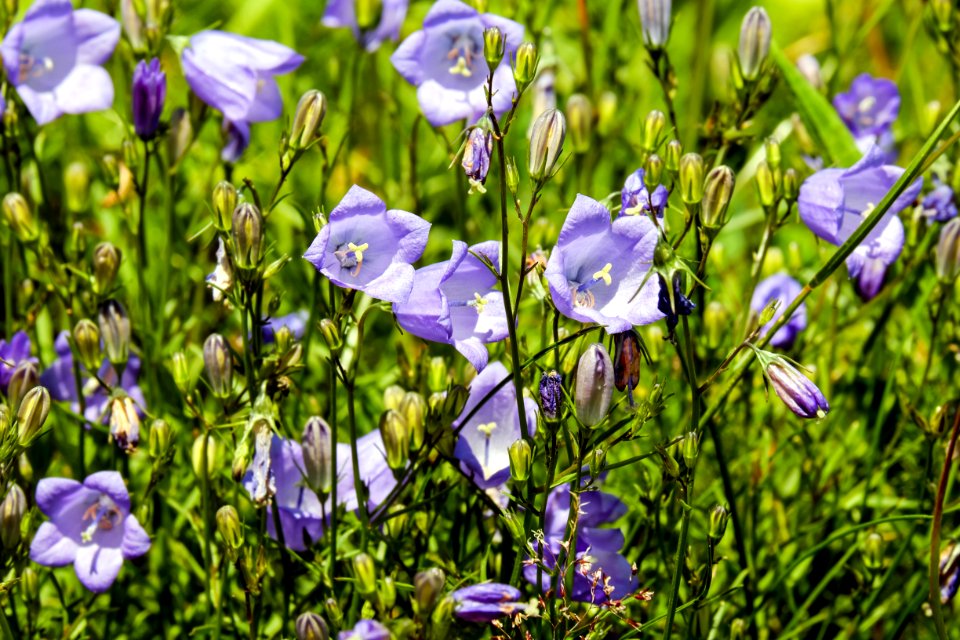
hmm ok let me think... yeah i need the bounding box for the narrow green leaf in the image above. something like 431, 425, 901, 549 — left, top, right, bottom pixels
772, 43, 861, 167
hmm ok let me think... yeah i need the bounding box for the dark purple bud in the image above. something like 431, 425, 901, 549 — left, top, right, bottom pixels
766, 361, 829, 419
613, 330, 642, 393
132, 58, 166, 140
539, 370, 563, 421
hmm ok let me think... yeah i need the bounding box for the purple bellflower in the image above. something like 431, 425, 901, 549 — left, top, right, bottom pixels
132, 57, 165, 139
338, 619, 390, 640
766, 360, 829, 419
342, 430, 399, 513
922, 177, 957, 223
798, 145, 921, 300
323, 0, 409, 52
181, 30, 303, 161
0, 331, 36, 393
393, 240, 507, 372
262, 310, 310, 343
390, 0, 524, 126
40, 332, 146, 426
1, 0, 120, 125
546, 194, 663, 334
304, 185, 431, 304
620, 168, 668, 218
749, 273, 806, 348
451, 583, 527, 622
524, 484, 636, 603
833, 73, 899, 141
30, 471, 151, 593
452, 361, 538, 489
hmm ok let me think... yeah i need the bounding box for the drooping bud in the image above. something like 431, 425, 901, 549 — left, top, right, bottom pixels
863, 532, 884, 571
380, 410, 409, 471
92, 242, 122, 296
132, 58, 166, 140
613, 330, 642, 394
935, 218, 960, 283
212, 181, 237, 232
295, 612, 330, 640
566, 93, 593, 154
110, 395, 141, 452
574, 344, 614, 428
203, 333, 233, 399
528, 109, 566, 182
231, 202, 263, 270
302, 416, 333, 494
148, 418, 172, 460
97, 299, 130, 366
483, 26, 504, 72
2, 193, 38, 243
681, 431, 699, 467
0, 484, 26, 548
701, 166, 735, 230
755, 160, 777, 208
678, 153, 704, 205
708, 504, 729, 541
665, 139, 682, 173
216, 505, 243, 561
539, 370, 563, 422
72, 319, 101, 373
508, 439, 532, 482
737, 7, 772, 82
641, 110, 666, 153
513, 42, 539, 92
638, 0, 672, 50
17, 386, 51, 447
764, 358, 830, 419
414, 568, 446, 616
400, 392, 427, 451
353, 553, 377, 596
7, 362, 38, 411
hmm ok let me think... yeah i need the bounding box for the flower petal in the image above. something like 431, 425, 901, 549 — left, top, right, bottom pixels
74, 544, 123, 593
73, 9, 119, 66
30, 521, 79, 566
121, 514, 151, 559
54, 64, 114, 115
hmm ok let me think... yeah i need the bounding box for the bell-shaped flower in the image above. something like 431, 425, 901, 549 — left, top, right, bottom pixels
304, 185, 431, 304
29, 471, 151, 593
798, 146, 921, 300
833, 73, 899, 141
451, 583, 527, 622
452, 362, 538, 489
390, 0, 523, 126
922, 177, 957, 223
323, 0, 409, 52
749, 273, 806, 348
620, 168, 668, 218
1, 0, 120, 125
393, 240, 507, 371
545, 194, 663, 333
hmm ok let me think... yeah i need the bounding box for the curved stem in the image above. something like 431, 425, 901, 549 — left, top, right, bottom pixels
928, 408, 960, 639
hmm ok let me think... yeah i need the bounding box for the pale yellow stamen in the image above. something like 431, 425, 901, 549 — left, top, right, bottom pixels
448, 56, 473, 77
592, 263, 613, 286
477, 422, 497, 437
466, 292, 489, 314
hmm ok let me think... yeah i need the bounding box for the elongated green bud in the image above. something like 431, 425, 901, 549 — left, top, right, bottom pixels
665, 139, 682, 173
681, 431, 699, 467
172, 351, 190, 394
318, 318, 341, 353
231, 202, 263, 270
203, 333, 233, 399
383, 385, 406, 411
0, 484, 26, 548
483, 27, 504, 72
2, 193, 38, 243
64, 161, 91, 213
708, 504, 729, 541
574, 344, 613, 428
291, 90, 327, 151
678, 153, 704, 205
508, 439, 532, 482
701, 165, 735, 230
400, 392, 427, 451
216, 505, 243, 561
783, 168, 799, 203
755, 160, 777, 208
414, 567, 445, 616
353, 553, 377, 595
641, 110, 666, 153
17, 386, 50, 447
212, 181, 237, 231
528, 109, 566, 182
149, 419, 172, 459
92, 242, 122, 295
97, 299, 131, 366
427, 357, 447, 393
513, 42, 539, 92
645, 153, 664, 187
597, 91, 617, 136
863, 532, 884, 570
738, 7, 772, 81
380, 410, 409, 471
936, 218, 960, 283
192, 433, 218, 478
566, 93, 593, 154
73, 319, 101, 373
7, 361, 38, 412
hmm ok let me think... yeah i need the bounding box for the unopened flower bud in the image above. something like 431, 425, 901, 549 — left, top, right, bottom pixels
17, 386, 50, 447
380, 410, 409, 471
171, 351, 190, 394
148, 419, 172, 459
764, 137, 781, 171
574, 344, 613, 428
400, 392, 427, 451
64, 161, 90, 213
645, 153, 664, 187
613, 330, 642, 394
765, 359, 829, 419
324, 598, 343, 628
665, 139, 682, 173
936, 218, 960, 283
539, 370, 563, 422
638, 0, 672, 49
21, 567, 38, 604
7, 361, 38, 412
679, 153, 704, 204
2, 193, 38, 243
442, 385, 470, 423
483, 26, 504, 72
295, 612, 329, 640
132, 58, 166, 140
755, 160, 777, 208
110, 396, 140, 452
701, 166, 735, 230
505, 155, 520, 194
589, 447, 606, 477
192, 433, 218, 479
231, 202, 263, 270
462, 125, 493, 193
597, 91, 617, 136
414, 567, 445, 615
427, 357, 447, 393
513, 42, 539, 92
566, 93, 593, 154
863, 532, 884, 571
302, 416, 333, 494
508, 439, 532, 482
353, 552, 377, 596
291, 90, 327, 151
72, 319, 101, 373
782, 168, 799, 202
931, 0, 954, 32
708, 504, 729, 541
641, 110, 666, 153
0, 484, 26, 548
681, 431, 699, 467
738, 7, 772, 82
383, 385, 406, 412
318, 318, 341, 353
216, 505, 243, 560
212, 181, 237, 231
528, 108, 566, 182
203, 333, 233, 399
97, 300, 130, 366
92, 242, 122, 295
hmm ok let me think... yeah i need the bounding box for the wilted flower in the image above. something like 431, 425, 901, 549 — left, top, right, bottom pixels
620, 168, 668, 218
922, 177, 957, 223
390, 0, 524, 126
1, 0, 120, 125
452, 361, 538, 489
29, 471, 151, 593
131, 58, 165, 139
181, 30, 303, 160
0, 331, 36, 394
304, 185, 431, 304
545, 194, 663, 333
539, 370, 563, 421
337, 619, 389, 640
462, 125, 493, 193
656, 274, 695, 332
451, 583, 527, 622
749, 273, 807, 348
393, 241, 507, 371
765, 359, 830, 419
798, 146, 922, 300
323, 0, 408, 52
108, 395, 140, 452
206, 237, 234, 304
524, 484, 636, 603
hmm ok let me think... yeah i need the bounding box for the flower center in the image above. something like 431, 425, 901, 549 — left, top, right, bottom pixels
80, 495, 122, 543
857, 96, 877, 126
477, 422, 497, 437
334, 241, 369, 276
447, 34, 478, 77
466, 292, 489, 314
17, 52, 55, 83
571, 263, 614, 308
